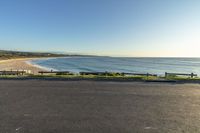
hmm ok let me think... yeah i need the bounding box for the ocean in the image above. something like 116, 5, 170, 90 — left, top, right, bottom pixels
29, 57, 200, 76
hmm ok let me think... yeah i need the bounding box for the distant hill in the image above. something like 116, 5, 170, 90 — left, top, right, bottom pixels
0, 50, 67, 60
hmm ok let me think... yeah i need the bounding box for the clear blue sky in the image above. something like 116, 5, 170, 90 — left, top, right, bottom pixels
0, 0, 200, 57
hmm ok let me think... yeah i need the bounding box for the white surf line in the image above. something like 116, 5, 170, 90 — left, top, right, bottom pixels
25, 59, 58, 71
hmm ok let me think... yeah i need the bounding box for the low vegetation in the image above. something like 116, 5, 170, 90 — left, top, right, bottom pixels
165, 75, 200, 81
0, 50, 67, 60
0, 69, 199, 82
0, 72, 197, 82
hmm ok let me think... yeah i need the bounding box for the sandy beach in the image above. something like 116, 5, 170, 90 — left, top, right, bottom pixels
0, 58, 46, 74
0, 80, 200, 133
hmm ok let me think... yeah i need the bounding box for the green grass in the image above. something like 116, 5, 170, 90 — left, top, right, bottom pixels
165, 75, 200, 80
0, 75, 28, 78
0, 74, 151, 81
0, 74, 200, 82
28, 74, 147, 80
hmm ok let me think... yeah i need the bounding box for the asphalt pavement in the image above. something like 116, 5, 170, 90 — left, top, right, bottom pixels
0, 80, 200, 133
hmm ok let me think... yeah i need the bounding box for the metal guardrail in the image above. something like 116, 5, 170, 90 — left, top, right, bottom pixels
122, 72, 157, 77
80, 72, 157, 77
80, 72, 112, 75
165, 72, 197, 78
38, 71, 71, 75
3, 69, 196, 78
0, 70, 26, 75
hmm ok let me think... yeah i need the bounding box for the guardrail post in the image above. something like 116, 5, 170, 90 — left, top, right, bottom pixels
147, 73, 149, 79
191, 73, 194, 78
165, 72, 167, 78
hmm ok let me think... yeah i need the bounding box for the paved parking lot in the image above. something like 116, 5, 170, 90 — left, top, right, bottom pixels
0, 80, 200, 133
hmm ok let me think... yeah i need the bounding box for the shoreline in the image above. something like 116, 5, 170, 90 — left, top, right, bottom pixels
0, 58, 49, 74
0, 58, 200, 84
0, 58, 199, 83
25, 59, 56, 71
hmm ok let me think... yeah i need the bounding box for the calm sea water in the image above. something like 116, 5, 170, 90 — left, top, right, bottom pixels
30, 57, 200, 76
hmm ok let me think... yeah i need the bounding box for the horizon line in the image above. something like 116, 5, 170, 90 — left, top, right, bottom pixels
1, 49, 200, 58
